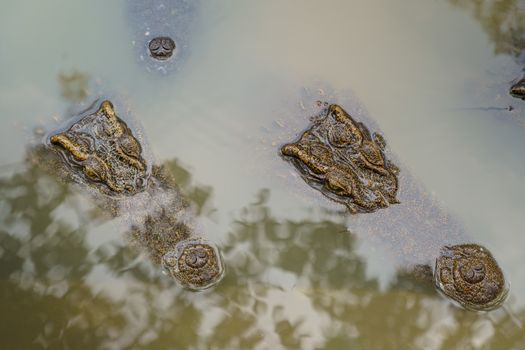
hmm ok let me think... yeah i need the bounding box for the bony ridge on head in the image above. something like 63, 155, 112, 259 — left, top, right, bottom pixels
47, 100, 149, 195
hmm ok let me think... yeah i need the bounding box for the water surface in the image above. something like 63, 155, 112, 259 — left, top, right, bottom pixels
0, 0, 524, 349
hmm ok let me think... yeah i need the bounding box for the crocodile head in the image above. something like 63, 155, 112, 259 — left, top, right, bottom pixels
48, 100, 149, 196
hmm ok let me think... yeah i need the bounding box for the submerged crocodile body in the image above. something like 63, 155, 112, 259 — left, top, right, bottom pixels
281, 102, 508, 311
37, 100, 224, 290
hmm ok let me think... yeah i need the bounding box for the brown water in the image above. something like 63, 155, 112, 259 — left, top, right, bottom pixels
1, 0, 524, 349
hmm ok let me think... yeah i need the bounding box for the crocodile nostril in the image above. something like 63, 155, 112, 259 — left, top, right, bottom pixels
148, 36, 175, 60
460, 261, 486, 284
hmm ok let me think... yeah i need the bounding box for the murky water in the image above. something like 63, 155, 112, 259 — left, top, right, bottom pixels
1, 0, 524, 349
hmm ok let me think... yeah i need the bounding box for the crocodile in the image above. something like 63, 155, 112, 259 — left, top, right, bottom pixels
280, 101, 508, 311
37, 99, 224, 290
281, 104, 399, 214
510, 76, 525, 100
126, 0, 197, 74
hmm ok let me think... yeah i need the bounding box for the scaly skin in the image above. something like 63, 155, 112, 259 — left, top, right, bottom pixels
46, 100, 224, 290
281, 104, 399, 213
281, 103, 508, 310
434, 244, 508, 311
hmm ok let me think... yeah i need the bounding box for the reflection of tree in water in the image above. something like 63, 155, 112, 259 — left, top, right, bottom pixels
1, 156, 524, 349
219, 192, 525, 349
0, 159, 125, 348
448, 0, 524, 60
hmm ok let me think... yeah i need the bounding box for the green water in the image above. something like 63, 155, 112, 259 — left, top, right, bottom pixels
1, 0, 524, 349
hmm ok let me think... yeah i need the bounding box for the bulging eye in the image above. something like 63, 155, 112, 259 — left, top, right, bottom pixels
84, 166, 101, 180
329, 105, 345, 119
118, 135, 141, 159
83, 158, 105, 182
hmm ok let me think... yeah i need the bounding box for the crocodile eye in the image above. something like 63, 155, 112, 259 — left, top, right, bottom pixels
329, 105, 343, 118
83, 158, 105, 181
118, 134, 142, 159
326, 170, 353, 196
84, 166, 101, 181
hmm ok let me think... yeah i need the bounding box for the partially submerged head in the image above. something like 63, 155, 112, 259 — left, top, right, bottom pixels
434, 244, 508, 311
148, 36, 176, 60
48, 100, 149, 195
510, 77, 525, 100
162, 238, 224, 290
